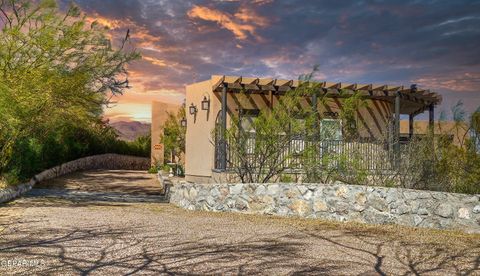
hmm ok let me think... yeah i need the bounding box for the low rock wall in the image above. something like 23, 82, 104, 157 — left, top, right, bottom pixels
171, 182, 480, 233
0, 154, 150, 204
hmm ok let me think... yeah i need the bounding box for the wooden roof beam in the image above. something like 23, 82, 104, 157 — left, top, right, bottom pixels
387, 85, 402, 91
340, 83, 356, 90
258, 78, 274, 86
274, 79, 293, 87
212, 75, 226, 90
372, 84, 387, 91
325, 82, 341, 89
356, 84, 372, 90
240, 77, 259, 85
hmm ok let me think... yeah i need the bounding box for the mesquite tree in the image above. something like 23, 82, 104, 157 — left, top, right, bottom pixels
0, 0, 140, 176
160, 107, 186, 164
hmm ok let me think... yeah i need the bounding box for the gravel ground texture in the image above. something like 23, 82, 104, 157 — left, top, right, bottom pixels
0, 170, 479, 275
34, 170, 163, 195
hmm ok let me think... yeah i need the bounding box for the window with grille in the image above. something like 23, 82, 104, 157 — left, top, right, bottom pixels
320, 119, 343, 140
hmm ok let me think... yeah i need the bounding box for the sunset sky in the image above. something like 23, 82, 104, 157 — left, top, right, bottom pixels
63, 0, 479, 123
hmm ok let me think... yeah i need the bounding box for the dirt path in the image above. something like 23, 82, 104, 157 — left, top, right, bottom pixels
0, 170, 479, 275
34, 170, 163, 195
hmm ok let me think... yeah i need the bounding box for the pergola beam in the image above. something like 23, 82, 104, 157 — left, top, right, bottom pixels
211, 75, 442, 114
219, 84, 227, 171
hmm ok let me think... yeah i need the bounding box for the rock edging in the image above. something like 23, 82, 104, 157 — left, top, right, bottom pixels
0, 154, 150, 204
171, 182, 480, 233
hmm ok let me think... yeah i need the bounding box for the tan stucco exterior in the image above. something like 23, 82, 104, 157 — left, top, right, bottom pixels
184, 80, 218, 182
151, 101, 181, 166
184, 76, 399, 183
400, 120, 469, 146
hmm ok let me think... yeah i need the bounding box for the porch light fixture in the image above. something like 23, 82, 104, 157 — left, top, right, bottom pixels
189, 103, 197, 115
201, 96, 210, 111
180, 117, 187, 127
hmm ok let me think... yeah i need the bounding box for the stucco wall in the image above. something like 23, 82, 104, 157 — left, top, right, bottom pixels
0, 154, 150, 204
185, 79, 217, 181
171, 182, 480, 233
399, 120, 469, 146
151, 101, 182, 166
356, 99, 393, 139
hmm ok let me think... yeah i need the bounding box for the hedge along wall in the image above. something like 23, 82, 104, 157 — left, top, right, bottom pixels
0, 154, 150, 204
171, 182, 480, 233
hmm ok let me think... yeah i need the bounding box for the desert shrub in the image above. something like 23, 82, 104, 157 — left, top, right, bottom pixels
279, 174, 294, 183
325, 111, 480, 194
433, 141, 480, 194
148, 166, 159, 174
218, 87, 315, 183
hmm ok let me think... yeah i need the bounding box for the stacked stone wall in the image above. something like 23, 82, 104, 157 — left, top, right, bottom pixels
171, 182, 480, 233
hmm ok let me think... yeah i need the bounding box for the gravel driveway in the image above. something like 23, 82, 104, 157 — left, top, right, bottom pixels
0, 170, 479, 275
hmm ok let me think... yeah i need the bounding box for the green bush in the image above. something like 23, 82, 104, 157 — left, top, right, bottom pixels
2, 122, 150, 184
148, 166, 159, 174
279, 174, 294, 183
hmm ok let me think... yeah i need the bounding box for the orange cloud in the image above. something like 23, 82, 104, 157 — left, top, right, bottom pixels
187, 5, 269, 40
142, 56, 167, 67
251, 0, 274, 5
234, 7, 269, 27
131, 29, 161, 48
86, 13, 161, 48
86, 14, 123, 29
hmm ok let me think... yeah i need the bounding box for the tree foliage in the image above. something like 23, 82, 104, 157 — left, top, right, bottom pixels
0, 0, 141, 183
218, 74, 318, 183
160, 107, 186, 164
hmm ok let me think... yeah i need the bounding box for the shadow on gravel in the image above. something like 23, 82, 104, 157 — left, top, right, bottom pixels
24, 189, 168, 203
0, 218, 479, 275
0, 223, 339, 275
301, 228, 480, 276
35, 170, 163, 195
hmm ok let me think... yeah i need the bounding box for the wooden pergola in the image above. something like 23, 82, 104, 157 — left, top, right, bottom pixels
212, 75, 442, 171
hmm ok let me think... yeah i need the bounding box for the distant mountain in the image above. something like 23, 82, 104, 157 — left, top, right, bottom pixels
110, 121, 151, 141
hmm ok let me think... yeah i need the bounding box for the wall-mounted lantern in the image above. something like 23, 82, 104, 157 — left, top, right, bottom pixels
180, 117, 187, 127
201, 95, 210, 111
189, 103, 197, 115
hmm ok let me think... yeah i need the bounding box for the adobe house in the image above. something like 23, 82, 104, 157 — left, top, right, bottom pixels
151, 101, 182, 166
400, 120, 469, 147
184, 75, 442, 183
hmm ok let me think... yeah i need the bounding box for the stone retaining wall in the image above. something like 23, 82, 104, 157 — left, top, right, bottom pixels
171, 182, 480, 233
0, 154, 150, 204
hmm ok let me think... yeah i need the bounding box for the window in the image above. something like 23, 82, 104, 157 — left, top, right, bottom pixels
291, 117, 306, 154
320, 119, 342, 140
239, 109, 259, 133
239, 109, 259, 154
